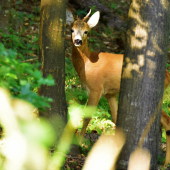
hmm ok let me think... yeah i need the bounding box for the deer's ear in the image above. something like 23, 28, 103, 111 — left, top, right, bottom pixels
87, 11, 100, 28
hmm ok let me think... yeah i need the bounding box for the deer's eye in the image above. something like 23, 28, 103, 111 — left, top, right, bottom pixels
84, 31, 88, 34
71, 29, 74, 33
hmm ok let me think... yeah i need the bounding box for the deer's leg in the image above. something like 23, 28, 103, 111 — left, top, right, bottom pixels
79, 90, 102, 143
161, 110, 170, 166
105, 94, 118, 124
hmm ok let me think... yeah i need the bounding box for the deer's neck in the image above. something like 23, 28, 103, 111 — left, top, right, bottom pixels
71, 41, 91, 78
72, 40, 91, 61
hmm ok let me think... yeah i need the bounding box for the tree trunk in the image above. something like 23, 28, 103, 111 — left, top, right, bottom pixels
116, 1, 170, 169
39, 0, 67, 142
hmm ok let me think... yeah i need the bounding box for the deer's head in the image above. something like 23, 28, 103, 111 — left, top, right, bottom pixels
71, 10, 100, 47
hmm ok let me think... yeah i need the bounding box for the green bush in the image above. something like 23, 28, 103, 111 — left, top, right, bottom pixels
0, 43, 54, 111
0, 28, 39, 60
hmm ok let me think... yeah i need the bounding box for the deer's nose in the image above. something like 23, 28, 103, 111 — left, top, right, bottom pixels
74, 39, 82, 45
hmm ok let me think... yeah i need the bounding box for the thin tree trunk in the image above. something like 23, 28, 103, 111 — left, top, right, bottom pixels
39, 0, 67, 142
116, 1, 170, 169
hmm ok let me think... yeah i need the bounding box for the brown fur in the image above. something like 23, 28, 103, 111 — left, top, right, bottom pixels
164, 70, 170, 90
161, 69, 170, 166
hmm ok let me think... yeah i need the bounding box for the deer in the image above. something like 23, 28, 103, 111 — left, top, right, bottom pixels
71, 9, 170, 166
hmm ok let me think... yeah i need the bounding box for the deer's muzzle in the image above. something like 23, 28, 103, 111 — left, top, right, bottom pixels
74, 39, 82, 46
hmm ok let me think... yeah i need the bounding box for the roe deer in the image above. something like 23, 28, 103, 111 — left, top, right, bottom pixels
71, 9, 170, 166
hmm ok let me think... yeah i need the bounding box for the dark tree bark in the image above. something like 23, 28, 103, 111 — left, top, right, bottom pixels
39, 0, 67, 141
116, 0, 170, 169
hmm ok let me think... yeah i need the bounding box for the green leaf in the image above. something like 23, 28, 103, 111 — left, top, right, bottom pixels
33, 37, 39, 42
20, 79, 27, 86
79, 95, 83, 100
89, 125, 95, 131
33, 70, 42, 79
111, 3, 117, 9
85, 139, 91, 146
96, 128, 102, 135
21, 83, 31, 95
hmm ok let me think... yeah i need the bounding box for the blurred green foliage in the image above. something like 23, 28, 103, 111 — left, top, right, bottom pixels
110, 3, 123, 15
0, 89, 57, 170
75, 9, 87, 18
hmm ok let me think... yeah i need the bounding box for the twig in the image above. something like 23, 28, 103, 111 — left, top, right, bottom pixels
22, 58, 38, 62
